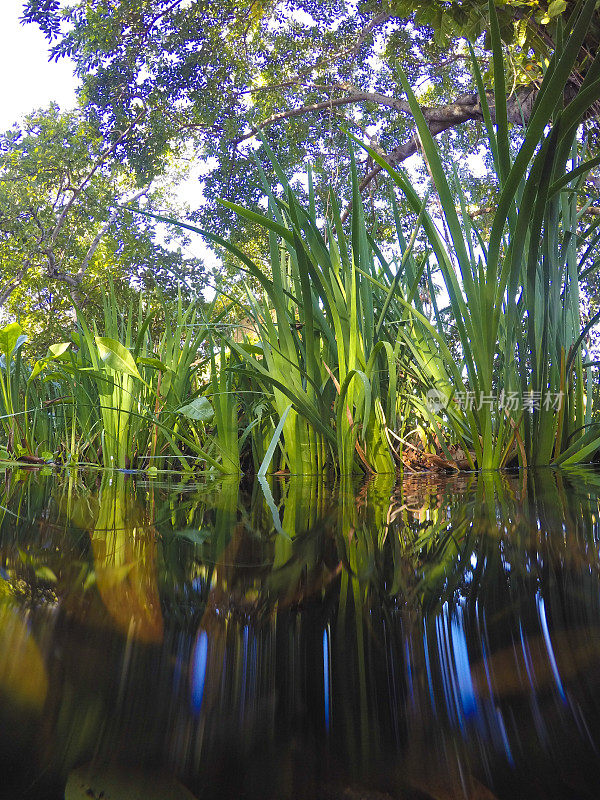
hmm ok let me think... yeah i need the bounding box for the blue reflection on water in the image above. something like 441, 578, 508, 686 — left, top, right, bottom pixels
240, 624, 249, 721
435, 604, 477, 732
451, 609, 477, 719
191, 630, 208, 713
537, 593, 566, 703
323, 627, 330, 732
496, 706, 515, 766
423, 626, 436, 714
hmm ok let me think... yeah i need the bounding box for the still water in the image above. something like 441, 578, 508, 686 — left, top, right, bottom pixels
2, 467, 600, 799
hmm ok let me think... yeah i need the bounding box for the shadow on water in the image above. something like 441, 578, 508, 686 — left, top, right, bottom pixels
2, 467, 600, 797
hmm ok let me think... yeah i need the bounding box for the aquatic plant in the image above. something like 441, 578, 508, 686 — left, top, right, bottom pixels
2, 3, 600, 476
0, 323, 30, 458
355, 0, 600, 468
133, 146, 423, 475
0, 291, 228, 472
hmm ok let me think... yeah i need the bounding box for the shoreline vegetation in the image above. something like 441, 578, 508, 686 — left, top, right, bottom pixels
3, 1, 600, 478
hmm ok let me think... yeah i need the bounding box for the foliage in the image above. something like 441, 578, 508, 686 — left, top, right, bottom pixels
20, 0, 600, 256
359, 0, 600, 467
0, 104, 206, 350
1, 0, 600, 476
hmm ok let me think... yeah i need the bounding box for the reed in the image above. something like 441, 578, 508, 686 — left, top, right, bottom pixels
353, 0, 600, 468
134, 142, 417, 475
3, 0, 600, 475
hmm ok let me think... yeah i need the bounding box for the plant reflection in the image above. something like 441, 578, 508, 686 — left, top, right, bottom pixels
89, 472, 163, 643
0, 600, 48, 711
1, 467, 600, 797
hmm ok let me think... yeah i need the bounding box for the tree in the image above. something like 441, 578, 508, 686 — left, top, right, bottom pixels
0, 103, 206, 348
21, 0, 600, 248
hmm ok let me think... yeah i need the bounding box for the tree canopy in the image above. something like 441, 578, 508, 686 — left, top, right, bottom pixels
0, 103, 206, 348
21, 0, 600, 247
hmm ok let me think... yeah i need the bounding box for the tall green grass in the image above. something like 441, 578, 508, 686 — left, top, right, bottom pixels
0, 289, 231, 473
217, 147, 398, 475
131, 146, 417, 475
3, 0, 600, 475
353, 0, 600, 468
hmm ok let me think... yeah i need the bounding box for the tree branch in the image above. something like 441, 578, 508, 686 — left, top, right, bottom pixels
348, 11, 393, 58
232, 81, 539, 222
339, 84, 551, 222
49, 112, 144, 254
0, 186, 151, 310
0, 261, 31, 307
140, 0, 185, 42
75, 186, 150, 282
234, 88, 414, 145
235, 81, 541, 148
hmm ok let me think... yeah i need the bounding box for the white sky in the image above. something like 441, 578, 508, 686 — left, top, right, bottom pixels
0, 0, 78, 130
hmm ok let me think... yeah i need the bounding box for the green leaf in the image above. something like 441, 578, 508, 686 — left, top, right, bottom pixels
258, 404, 292, 477
48, 342, 71, 359
28, 360, 45, 383
177, 396, 214, 422
0, 322, 23, 358
95, 337, 143, 381
28, 342, 73, 384
548, 0, 567, 17
137, 356, 169, 371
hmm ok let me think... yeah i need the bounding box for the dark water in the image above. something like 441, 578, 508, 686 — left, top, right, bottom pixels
3, 467, 600, 799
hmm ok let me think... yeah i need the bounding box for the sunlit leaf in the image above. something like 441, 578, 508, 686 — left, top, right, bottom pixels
95, 336, 143, 381
177, 396, 214, 422
0, 323, 23, 358
47, 342, 71, 359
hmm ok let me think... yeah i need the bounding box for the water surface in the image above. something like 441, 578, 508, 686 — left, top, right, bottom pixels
2, 467, 600, 799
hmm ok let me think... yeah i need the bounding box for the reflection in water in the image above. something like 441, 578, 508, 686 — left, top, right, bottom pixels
1, 468, 600, 796
89, 472, 163, 643
323, 625, 331, 734
536, 593, 566, 703
191, 629, 208, 714
0, 602, 48, 711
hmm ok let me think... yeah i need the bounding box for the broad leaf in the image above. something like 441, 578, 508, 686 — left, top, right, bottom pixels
177, 396, 214, 422
0, 323, 23, 359
95, 337, 143, 381
47, 342, 71, 359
